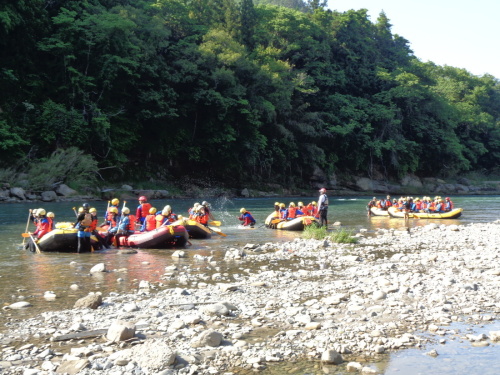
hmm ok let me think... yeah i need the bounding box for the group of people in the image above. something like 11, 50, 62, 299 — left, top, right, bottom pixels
367, 195, 455, 217
269, 188, 330, 227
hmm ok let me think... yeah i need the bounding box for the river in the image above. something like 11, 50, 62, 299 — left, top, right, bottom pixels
1, 195, 499, 374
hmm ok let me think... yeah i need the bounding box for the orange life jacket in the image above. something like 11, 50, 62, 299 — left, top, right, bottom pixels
137, 203, 152, 218
89, 215, 98, 231
288, 207, 297, 219
145, 214, 156, 231
156, 214, 165, 228
47, 217, 54, 231
195, 213, 208, 225
107, 213, 117, 228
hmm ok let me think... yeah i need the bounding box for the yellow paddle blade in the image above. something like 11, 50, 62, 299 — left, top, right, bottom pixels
209, 227, 227, 237
21, 233, 31, 238
270, 218, 283, 224
208, 221, 221, 226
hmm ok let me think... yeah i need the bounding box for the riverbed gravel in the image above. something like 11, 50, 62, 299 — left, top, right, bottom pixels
2, 220, 500, 374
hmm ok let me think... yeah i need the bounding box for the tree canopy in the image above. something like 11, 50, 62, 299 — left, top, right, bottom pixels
1, 0, 499, 188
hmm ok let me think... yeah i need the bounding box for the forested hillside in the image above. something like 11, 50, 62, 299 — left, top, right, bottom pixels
1, 0, 499, 190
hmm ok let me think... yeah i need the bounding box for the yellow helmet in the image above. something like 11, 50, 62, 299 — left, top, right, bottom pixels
289, 202, 296, 207
109, 207, 118, 214
89, 207, 97, 213
38, 209, 46, 216
32, 209, 39, 215
274, 202, 280, 206
298, 202, 304, 207
47, 212, 55, 218
122, 207, 130, 214
279, 203, 285, 208
312, 201, 317, 206
149, 207, 157, 214
78, 207, 84, 213
240, 208, 247, 214
111, 198, 119, 205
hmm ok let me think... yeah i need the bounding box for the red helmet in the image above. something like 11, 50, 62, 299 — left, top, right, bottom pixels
319, 188, 326, 193
139, 196, 147, 201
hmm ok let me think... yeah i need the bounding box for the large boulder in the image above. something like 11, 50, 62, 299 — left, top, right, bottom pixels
400, 175, 423, 188
10, 187, 26, 200
355, 177, 373, 191
130, 339, 176, 371
155, 190, 169, 199
41, 191, 58, 202
56, 184, 78, 197
190, 330, 223, 348
240, 188, 250, 197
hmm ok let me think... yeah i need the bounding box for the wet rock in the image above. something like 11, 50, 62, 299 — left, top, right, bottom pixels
90, 263, 106, 273
55, 184, 78, 197
10, 187, 26, 200
321, 349, 343, 364
3, 301, 32, 310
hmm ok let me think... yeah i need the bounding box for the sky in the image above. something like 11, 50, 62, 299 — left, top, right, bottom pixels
327, 0, 500, 78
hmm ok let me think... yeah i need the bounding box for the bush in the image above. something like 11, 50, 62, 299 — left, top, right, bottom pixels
329, 228, 358, 244
25, 147, 99, 192
302, 225, 328, 240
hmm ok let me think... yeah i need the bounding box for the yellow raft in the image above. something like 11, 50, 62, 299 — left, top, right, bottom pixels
387, 206, 463, 219
264, 212, 318, 231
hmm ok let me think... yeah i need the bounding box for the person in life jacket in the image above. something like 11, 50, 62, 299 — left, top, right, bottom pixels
278, 203, 287, 219
189, 203, 200, 220
317, 188, 329, 227
434, 199, 446, 213
73, 203, 93, 253
89, 208, 99, 232
33, 209, 50, 239
195, 206, 209, 226
111, 207, 136, 246
238, 208, 256, 227
274, 202, 280, 216
444, 197, 454, 211
102, 206, 119, 228
141, 207, 157, 232
287, 202, 297, 220
135, 196, 152, 226
367, 197, 377, 216
104, 198, 121, 220
201, 201, 215, 221
46, 212, 55, 231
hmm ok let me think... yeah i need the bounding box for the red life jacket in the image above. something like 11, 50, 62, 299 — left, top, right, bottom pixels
136, 203, 152, 219
35, 218, 51, 239
89, 215, 98, 231
145, 214, 156, 231
47, 217, 54, 231
288, 207, 297, 219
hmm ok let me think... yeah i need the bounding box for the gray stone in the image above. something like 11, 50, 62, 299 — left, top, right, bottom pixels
241, 188, 250, 197
190, 330, 223, 348
155, 190, 169, 199
55, 359, 90, 375
41, 191, 58, 202
55, 184, 78, 197
121, 184, 133, 190
201, 303, 230, 316
10, 187, 26, 200
321, 349, 343, 364
172, 250, 187, 258
106, 320, 136, 342
74, 294, 103, 309
131, 339, 176, 371
3, 301, 32, 310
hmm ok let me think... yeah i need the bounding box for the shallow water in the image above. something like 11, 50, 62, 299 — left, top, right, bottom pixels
233, 320, 500, 375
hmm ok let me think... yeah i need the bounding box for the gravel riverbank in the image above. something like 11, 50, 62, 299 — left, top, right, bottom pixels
2, 220, 500, 375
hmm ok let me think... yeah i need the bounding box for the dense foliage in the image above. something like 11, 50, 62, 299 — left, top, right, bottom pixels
1, 0, 499, 188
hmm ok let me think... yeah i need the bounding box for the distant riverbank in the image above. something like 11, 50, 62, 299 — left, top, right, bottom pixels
2, 175, 500, 205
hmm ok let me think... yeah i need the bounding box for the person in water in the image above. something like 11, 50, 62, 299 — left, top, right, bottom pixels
238, 208, 256, 227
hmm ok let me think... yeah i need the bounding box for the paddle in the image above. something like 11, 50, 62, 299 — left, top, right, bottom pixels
208, 220, 221, 226
28, 232, 41, 254
208, 226, 227, 237
22, 210, 31, 246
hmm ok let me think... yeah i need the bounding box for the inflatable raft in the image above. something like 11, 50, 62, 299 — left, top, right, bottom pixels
114, 225, 189, 248
264, 213, 318, 231
369, 207, 390, 216
35, 228, 102, 252
387, 206, 463, 219
170, 218, 211, 239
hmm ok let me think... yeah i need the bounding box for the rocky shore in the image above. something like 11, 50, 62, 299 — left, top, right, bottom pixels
2, 220, 500, 374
